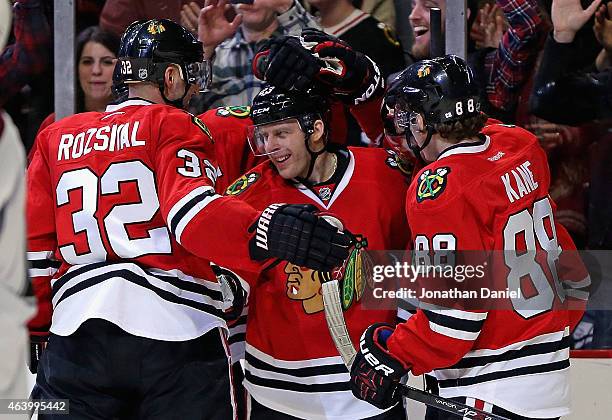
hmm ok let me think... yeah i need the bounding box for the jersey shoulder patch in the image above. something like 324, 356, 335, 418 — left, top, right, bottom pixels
225, 172, 260, 196
416, 166, 451, 203
191, 115, 213, 143
384, 149, 414, 177
215, 106, 251, 118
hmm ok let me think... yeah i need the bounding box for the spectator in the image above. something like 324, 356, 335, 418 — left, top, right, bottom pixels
0, 0, 50, 108
99, 0, 206, 37
530, 0, 609, 124
407, 0, 546, 122
37, 27, 120, 133
28, 26, 119, 164
306, 0, 405, 79
185, 0, 319, 111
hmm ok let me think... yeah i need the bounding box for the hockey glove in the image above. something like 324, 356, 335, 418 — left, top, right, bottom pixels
248, 203, 353, 272
28, 332, 49, 374
211, 265, 247, 322
350, 323, 409, 410
301, 28, 384, 106
253, 36, 322, 91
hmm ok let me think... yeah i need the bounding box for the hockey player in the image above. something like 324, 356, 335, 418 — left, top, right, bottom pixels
225, 85, 410, 419
349, 56, 589, 419
26, 19, 351, 418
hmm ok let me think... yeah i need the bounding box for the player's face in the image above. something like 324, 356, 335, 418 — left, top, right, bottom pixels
409, 0, 446, 59
260, 120, 312, 179
78, 41, 116, 107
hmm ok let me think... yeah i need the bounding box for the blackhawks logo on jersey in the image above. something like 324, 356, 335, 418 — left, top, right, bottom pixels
216, 106, 251, 118
284, 234, 372, 314
225, 172, 260, 196
385, 149, 413, 177
416, 167, 450, 202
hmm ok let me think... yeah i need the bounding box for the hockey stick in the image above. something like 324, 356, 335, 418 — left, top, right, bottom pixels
321, 279, 509, 420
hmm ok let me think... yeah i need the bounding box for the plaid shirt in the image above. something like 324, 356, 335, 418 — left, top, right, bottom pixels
197, 1, 319, 111
483, 0, 546, 113
0, 0, 51, 108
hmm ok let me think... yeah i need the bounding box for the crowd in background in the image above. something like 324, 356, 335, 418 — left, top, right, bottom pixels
2, 0, 612, 348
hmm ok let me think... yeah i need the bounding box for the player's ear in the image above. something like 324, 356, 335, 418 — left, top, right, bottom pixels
310, 119, 326, 151
164, 65, 181, 90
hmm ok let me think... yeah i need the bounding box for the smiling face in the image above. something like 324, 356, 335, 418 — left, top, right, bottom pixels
78, 41, 116, 106
409, 0, 446, 59
259, 119, 314, 179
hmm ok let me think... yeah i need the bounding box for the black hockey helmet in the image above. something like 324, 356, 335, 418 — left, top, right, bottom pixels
251, 85, 330, 128
391, 54, 481, 126
248, 85, 330, 155
113, 19, 210, 99
248, 85, 331, 179
386, 55, 481, 161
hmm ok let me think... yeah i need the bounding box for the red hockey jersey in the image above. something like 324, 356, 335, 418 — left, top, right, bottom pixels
27, 99, 263, 341
225, 147, 409, 419
387, 121, 589, 418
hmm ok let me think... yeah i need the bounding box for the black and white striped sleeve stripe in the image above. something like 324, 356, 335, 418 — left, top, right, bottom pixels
562, 275, 591, 300
422, 307, 487, 341
167, 186, 221, 244
28, 251, 61, 278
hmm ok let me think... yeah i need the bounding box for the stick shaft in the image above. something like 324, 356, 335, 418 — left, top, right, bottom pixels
321, 279, 508, 420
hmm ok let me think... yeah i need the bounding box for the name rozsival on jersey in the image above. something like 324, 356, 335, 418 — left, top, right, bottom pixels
57, 119, 145, 161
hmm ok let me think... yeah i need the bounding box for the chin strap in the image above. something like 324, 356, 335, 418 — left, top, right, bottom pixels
159, 81, 191, 108
297, 132, 329, 184
408, 125, 434, 165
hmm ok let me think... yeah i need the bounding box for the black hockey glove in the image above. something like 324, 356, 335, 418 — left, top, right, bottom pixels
248, 203, 353, 272
211, 265, 247, 322
28, 333, 49, 374
253, 36, 322, 91
350, 323, 408, 410
301, 28, 384, 106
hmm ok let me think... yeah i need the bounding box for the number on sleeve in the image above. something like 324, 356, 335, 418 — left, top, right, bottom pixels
177, 149, 202, 178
